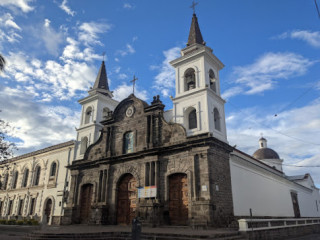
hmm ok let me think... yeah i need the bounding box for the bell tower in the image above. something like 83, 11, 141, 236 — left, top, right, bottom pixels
75, 61, 118, 160
170, 13, 227, 142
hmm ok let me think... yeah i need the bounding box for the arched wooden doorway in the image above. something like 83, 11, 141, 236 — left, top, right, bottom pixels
44, 199, 52, 224
169, 173, 189, 225
80, 184, 93, 223
117, 174, 137, 225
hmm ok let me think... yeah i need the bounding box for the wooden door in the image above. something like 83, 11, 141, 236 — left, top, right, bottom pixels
169, 173, 188, 225
44, 199, 52, 224
117, 174, 137, 225
80, 184, 93, 223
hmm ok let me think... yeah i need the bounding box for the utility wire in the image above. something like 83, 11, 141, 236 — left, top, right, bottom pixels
274, 85, 315, 117
262, 159, 320, 168
282, 163, 320, 168
227, 100, 320, 146
315, 0, 320, 18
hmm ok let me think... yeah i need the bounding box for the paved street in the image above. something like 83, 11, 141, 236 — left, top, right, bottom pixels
0, 224, 320, 239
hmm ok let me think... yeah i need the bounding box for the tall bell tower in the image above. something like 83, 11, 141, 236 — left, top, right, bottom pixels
75, 61, 118, 160
170, 13, 227, 143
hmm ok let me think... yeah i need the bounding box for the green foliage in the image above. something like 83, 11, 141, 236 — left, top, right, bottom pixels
16, 220, 24, 225
7, 219, 16, 225
0, 53, 5, 72
0, 218, 39, 225
0, 219, 6, 224
0, 110, 18, 161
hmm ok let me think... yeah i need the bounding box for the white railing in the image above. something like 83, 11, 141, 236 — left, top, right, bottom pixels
238, 218, 320, 231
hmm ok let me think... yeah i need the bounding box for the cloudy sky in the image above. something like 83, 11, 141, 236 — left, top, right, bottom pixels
1, 0, 320, 185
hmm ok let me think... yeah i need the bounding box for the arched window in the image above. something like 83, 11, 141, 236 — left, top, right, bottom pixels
84, 107, 92, 124
22, 169, 29, 187
50, 162, 57, 177
80, 137, 88, 155
34, 166, 41, 186
184, 68, 196, 91
188, 109, 197, 129
209, 69, 216, 92
214, 108, 221, 131
12, 171, 19, 189
123, 131, 134, 154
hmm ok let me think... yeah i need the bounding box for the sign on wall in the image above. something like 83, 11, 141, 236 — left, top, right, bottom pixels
138, 186, 157, 198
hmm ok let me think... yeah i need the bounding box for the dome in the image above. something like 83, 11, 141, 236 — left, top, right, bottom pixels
253, 148, 280, 160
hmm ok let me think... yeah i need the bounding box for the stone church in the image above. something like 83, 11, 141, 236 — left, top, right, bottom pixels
62, 13, 234, 226
1, 12, 319, 227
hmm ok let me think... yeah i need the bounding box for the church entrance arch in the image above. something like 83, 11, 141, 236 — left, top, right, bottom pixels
80, 183, 93, 223
44, 198, 52, 224
117, 174, 137, 225
169, 173, 189, 225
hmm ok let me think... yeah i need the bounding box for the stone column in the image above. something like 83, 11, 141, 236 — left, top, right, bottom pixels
102, 169, 107, 202
155, 161, 159, 199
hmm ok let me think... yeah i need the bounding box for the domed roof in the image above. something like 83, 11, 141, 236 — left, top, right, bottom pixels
253, 148, 280, 160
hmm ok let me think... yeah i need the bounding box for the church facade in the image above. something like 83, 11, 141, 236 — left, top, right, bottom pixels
1, 12, 320, 227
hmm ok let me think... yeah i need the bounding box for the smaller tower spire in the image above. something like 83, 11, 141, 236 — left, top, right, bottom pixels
187, 13, 205, 46
92, 61, 109, 91
259, 137, 267, 149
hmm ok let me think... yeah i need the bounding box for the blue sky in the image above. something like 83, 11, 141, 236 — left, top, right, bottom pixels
1, 0, 320, 185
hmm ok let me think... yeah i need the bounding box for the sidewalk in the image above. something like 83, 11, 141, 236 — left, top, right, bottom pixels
35, 224, 238, 235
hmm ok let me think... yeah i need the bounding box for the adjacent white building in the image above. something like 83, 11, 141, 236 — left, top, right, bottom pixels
231, 138, 320, 218
0, 141, 74, 225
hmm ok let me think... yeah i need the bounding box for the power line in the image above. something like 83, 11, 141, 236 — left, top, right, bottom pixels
263, 159, 320, 168
315, 0, 320, 18
226, 100, 320, 146
274, 85, 315, 117
283, 163, 320, 168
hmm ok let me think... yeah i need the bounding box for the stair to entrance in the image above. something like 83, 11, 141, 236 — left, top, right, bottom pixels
23, 231, 246, 240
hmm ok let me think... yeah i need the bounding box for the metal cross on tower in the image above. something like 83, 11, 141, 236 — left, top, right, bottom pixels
190, 0, 198, 14
102, 52, 106, 61
130, 75, 138, 94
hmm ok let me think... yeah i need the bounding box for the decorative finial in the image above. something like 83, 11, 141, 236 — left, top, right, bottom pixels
102, 52, 106, 61
190, 0, 198, 14
130, 75, 138, 94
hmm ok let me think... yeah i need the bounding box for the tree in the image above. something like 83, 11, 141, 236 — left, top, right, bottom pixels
0, 111, 17, 161
0, 54, 5, 72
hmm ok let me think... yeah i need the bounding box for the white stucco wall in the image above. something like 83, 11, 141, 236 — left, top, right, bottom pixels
0, 142, 74, 224
230, 151, 320, 218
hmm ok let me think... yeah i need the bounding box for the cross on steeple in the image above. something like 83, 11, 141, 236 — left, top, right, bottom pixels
130, 75, 138, 94
190, 0, 198, 14
102, 52, 106, 61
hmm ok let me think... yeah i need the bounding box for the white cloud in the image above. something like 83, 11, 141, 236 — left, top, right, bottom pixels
152, 46, 181, 97
0, 0, 34, 13
2, 19, 112, 102
59, 0, 75, 16
123, 3, 133, 9
78, 21, 112, 46
224, 52, 314, 99
116, 44, 136, 57
222, 86, 243, 100
3, 51, 97, 101
61, 37, 101, 61
275, 30, 320, 48
227, 99, 320, 185
41, 19, 64, 56
0, 86, 79, 154
113, 83, 148, 101
0, 13, 22, 47
118, 73, 128, 80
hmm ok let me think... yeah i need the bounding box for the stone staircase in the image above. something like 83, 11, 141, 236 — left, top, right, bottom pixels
23, 231, 246, 240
